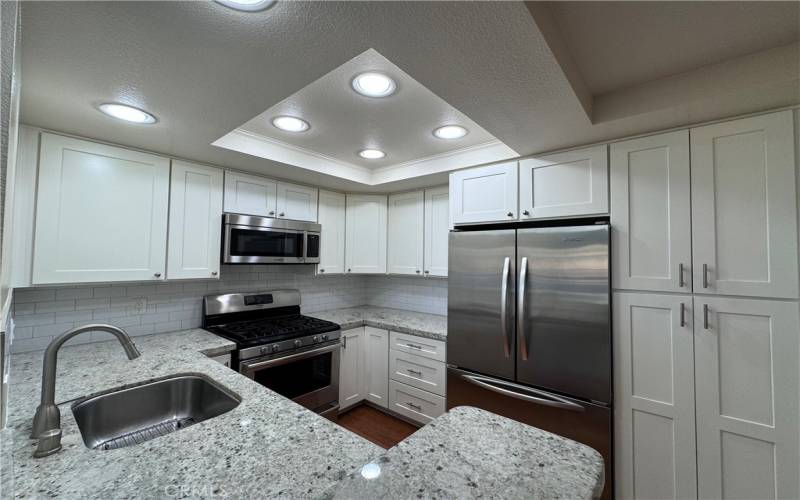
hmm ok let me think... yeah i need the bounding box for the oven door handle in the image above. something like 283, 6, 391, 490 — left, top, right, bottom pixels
240, 342, 340, 377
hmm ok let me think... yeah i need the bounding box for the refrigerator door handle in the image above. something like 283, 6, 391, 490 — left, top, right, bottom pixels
459, 372, 585, 412
517, 257, 529, 360
500, 257, 512, 358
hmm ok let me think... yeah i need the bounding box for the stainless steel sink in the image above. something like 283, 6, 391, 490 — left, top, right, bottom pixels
71, 374, 241, 450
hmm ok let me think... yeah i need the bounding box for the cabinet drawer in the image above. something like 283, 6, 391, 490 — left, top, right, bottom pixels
389, 332, 445, 362
389, 350, 446, 396
388, 380, 445, 425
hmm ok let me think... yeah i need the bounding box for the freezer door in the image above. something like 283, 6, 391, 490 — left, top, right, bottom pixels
447, 367, 611, 500
447, 229, 516, 380
516, 225, 611, 403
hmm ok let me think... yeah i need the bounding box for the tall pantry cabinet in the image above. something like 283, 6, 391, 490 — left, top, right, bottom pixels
611, 110, 800, 500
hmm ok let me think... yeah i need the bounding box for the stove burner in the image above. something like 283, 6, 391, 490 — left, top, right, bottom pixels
208, 314, 339, 346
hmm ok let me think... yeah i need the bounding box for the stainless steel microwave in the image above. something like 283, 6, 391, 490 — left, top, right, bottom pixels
222, 213, 320, 264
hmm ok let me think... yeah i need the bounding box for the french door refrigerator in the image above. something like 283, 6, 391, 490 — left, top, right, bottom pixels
447, 222, 611, 499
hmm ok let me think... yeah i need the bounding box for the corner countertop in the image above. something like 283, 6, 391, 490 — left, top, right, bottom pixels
309, 306, 447, 341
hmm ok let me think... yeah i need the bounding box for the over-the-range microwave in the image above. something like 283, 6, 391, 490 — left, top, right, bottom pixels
222, 213, 320, 264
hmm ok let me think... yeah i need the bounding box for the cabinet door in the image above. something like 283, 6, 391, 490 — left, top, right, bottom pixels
611, 131, 692, 293
276, 181, 317, 222
33, 133, 170, 284
694, 297, 799, 500
317, 190, 346, 274
519, 145, 608, 219
691, 111, 798, 298
345, 194, 387, 274
449, 161, 517, 224
167, 161, 223, 280
223, 171, 277, 217
387, 191, 424, 275
613, 292, 697, 500
339, 327, 365, 411
363, 327, 389, 408
424, 186, 449, 277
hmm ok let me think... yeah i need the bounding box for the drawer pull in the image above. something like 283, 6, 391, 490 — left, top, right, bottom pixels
406, 402, 422, 411
406, 343, 423, 350
406, 369, 422, 376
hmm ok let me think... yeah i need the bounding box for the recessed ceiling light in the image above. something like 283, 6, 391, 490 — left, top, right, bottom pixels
97, 103, 157, 124
215, 0, 276, 12
271, 116, 310, 133
433, 125, 468, 139
358, 149, 386, 159
351, 72, 397, 98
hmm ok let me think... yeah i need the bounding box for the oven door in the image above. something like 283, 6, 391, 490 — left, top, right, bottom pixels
223, 224, 306, 264
239, 342, 340, 413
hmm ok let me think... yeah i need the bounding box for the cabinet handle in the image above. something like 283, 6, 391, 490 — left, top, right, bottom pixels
522, 210, 530, 216
406, 369, 422, 376
347, 268, 351, 273
507, 212, 514, 217
211, 271, 218, 276
269, 211, 275, 215
424, 270, 430, 274
415, 270, 420, 274
406, 343, 423, 350
680, 303, 686, 327
279, 212, 285, 217
342, 336, 347, 349
154, 272, 161, 278
702, 264, 709, 288
320, 269, 325, 273
678, 263, 684, 288
406, 402, 422, 411
703, 304, 710, 330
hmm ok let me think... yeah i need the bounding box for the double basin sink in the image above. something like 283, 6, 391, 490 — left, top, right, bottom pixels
72, 374, 240, 450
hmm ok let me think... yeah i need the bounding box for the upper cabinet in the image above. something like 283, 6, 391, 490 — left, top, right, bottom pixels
423, 186, 449, 277
317, 190, 346, 275
276, 181, 318, 222
519, 145, 608, 219
345, 194, 387, 274
611, 131, 692, 293
691, 111, 798, 299
167, 161, 224, 280
450, 161, 517, 224
388, 191, 425, 275
223, 171, 277, 217
33, 133, 170, 284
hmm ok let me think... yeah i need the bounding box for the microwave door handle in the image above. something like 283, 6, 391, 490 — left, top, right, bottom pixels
460, 373, 584, 412
517, 257, 529, 361
500, 257, 511, 358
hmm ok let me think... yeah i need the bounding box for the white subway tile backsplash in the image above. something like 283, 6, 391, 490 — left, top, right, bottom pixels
55, 288, 93, 301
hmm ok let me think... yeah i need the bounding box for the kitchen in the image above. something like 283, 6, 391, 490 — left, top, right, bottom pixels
1, 1, 799, 499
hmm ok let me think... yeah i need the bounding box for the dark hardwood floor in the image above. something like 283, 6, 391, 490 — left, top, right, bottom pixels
337, 404, 418, 449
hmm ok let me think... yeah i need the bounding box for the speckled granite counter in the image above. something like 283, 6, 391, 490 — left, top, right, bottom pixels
332, 406, 605, 500
310, 307, 446, 341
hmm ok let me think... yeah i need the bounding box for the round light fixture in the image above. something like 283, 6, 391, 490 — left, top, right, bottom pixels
215, 0, 276, 12
271, 116, 310, 133
358, 149, 386, 159
351, 72, 397, 98
97, 103, 157, 124
433, 125, 468, 139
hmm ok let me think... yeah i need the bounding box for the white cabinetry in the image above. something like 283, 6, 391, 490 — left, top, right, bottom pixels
423, 186, 449, 277
345, 194, 387, 274
363, 327, 389, 408
276, 181, 317, 222
388, 380, 445, 425
694, 297, 799, 500
223, 171, 277, 217
317, 190, 346, 274
611, 131, 692, 293
167, 161, 223, 280
449, 161, 517, 224
339, 327, 365, 411
388, 191, 424, 275
519, 145, 608, 219
33, 133, 170, 284
388, 331, 446, 425
691, 111, 798, 299
614, 292, 697, 500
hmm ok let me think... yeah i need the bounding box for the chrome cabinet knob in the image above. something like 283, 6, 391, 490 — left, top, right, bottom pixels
279, 212, 285, 217
211, 271, 218, 276
507, 212, 513, 217
269, 211, 275, 215
154, 272, 162, 278
522, 210, 530, 216
320, 269, 325, 273
347, 268, 351, 272
424, 270, 430, 274
415, 270, 420, 274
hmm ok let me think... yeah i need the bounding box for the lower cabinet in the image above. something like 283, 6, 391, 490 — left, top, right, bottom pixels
339, 327, 365, 411
364, 327, 389, 408
388, 380, 445, 425
389, 349, 446, 397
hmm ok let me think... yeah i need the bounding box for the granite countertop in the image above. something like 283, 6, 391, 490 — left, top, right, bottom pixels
310, 307, 447, 341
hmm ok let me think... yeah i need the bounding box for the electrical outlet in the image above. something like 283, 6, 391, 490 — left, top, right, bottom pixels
132, 298, 146, 314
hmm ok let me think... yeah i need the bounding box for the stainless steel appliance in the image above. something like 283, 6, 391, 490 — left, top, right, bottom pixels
447, 221, 612, 498
202, 290, 340, 420
222, 213, 321, 264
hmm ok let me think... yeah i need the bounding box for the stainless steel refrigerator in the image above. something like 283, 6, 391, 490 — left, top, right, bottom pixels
447, 222, 611, 498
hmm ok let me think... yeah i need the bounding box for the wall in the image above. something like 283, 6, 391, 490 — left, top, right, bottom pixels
365, 275, 448, 316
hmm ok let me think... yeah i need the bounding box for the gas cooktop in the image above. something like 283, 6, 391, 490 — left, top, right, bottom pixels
206, 314, 339, 347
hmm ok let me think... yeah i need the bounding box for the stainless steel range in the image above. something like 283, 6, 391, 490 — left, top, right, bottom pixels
202, 290, 341, 420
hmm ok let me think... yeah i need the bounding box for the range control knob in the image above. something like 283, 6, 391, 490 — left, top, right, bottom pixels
272, 344, 280, 352
294, 339, 302, 348
260, 346, 270, 355
321, 334, 329, 341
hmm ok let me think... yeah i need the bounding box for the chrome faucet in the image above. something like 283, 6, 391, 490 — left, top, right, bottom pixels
31, 324, 141, 458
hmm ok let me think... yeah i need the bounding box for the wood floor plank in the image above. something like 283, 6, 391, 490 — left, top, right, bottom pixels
337, 405, 418, 449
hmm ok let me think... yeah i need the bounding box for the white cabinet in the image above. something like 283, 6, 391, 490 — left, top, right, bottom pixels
691, 111, 798, 299
363, 327, 389, 408
167, 161, 223, 280
519, 145, 608, 219
694, 297, 799, 500
339, 327, 365, 411
276, 181, 317, 222
389, 331, 446, 362
449, 161, 517, 224
389, 350, 446, 397
423, 186, 449, 277
317, 190, 346, 274
33, 133, 170, 284
345, 194, 387, 274
223, 171, 277, 217
611, 131, 692, 293
614, 292, 697, 500
387, 191, 424, 275
388, 380, 445, 425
